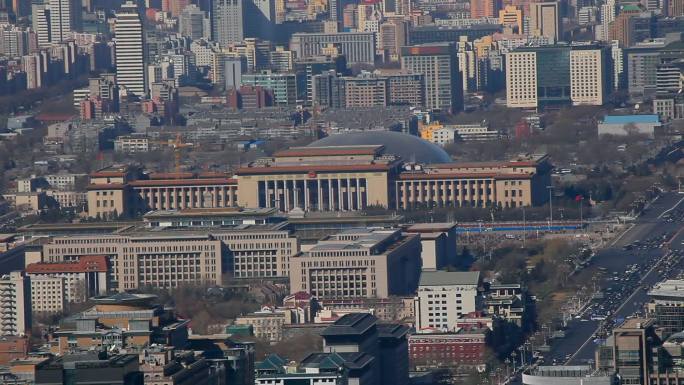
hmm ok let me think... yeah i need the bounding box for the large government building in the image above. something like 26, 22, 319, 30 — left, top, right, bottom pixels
86, 131, 552, 218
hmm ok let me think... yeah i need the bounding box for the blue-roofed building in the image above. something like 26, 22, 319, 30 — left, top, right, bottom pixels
598, 114, 662, 137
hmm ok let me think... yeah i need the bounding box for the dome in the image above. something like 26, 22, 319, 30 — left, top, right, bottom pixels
309, 131, 452, 164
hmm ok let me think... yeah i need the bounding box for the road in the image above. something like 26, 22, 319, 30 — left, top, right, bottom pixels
544, 192, 684, 365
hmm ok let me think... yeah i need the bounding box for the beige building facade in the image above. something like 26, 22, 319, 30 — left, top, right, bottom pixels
237, 146, 396, 212
570, 47, 608, 106
289, 229, 422, 299
506, 51, 538, 108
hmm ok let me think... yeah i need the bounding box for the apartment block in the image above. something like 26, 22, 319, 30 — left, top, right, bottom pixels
289, 229, 422, 299
26, 255, 109, 314
0, 272, 30, 336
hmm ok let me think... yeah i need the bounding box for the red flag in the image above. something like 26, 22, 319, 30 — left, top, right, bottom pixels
575, 195, 584, 202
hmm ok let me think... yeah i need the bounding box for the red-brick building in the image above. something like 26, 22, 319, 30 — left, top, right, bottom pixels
0, 336, 28, 365
408, 329, 488, 369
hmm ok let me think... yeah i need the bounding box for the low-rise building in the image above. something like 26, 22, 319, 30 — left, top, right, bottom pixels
289, 229, 422, 299
0, 335, 28, 365
485, 284, 531, 327
408, 329, 488, 370
140, 347, 220, 385
113, 134, 150, 153
26, 255, 109, 314
234, 307, 307, 342
597, 114, 662, 137
414, 271, 482, 332
50, 293, 188, 355
522, 366, 614, 385
256, 352, 376, 385
34, 353, 140, 385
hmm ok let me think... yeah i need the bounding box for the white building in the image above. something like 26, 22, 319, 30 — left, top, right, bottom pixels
26, 255, 109, 314
114, 135, 150, 153
0, 272, 31, 336
414, 271, 481, 332
115, 1, 146, 97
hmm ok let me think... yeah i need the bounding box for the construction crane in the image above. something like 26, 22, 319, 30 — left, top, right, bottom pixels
152, 133, 194, 176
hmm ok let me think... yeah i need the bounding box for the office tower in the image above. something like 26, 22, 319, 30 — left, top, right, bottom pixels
32, 3, 51, 47
669, 0, 683, 16
10, 0, 31, 18
506, 44, 612, 109
610, 319, 658, 385
162, 0, 190, 16
0, 27, 31, 57
211, 0, 244, 46
470, 0, 502, 18
290, 32, 376, 65
0, 272, 31, 336
378, 19, 407, 62
608, 5, 641, 47
245, 0, 275, 40
22, 53, 44, 89
530, 1, 560, 41
49, 0, 82, 43
179, 4, 206, 40
499, 5, 524, 34
401, 43, 463, 114
570, 45, 612, 105
115, 1, 146, 97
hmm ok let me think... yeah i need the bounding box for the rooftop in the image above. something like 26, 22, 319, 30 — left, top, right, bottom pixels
320, 313, 378, 337
26, 255, 108, 274
419, 270, 481, 287
602, 114, 660, 124
648, 279, 684, 299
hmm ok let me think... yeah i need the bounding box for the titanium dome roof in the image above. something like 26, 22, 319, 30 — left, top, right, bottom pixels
309, 131, 452, 164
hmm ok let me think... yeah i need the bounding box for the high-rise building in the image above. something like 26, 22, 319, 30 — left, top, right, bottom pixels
530, 1, 560, 41
115, 1, 147, 97
179, 4, 206, 40
401, 43, 463, 113
506, 44, 612, 108
211, 0, 244, 46
0, 272, 31, 337
608, 5, 641, 47
378, 19, 407, 62
163, 0, 190, 17
668, 0, 684, 16
49, 0, 82, 43
499, 5, 524, 34
32, 3, 51, 47
245, 0, 275, 40
470, 0, 502, 18
570, 45, 613, 105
